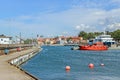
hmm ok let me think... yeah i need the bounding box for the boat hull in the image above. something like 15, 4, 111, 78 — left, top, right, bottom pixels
79, 45, 108, 51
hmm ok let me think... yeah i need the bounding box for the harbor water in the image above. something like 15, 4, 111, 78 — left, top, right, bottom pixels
21, 46, 120, 80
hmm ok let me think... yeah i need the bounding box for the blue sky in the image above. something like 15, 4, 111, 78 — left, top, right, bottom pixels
0, 0, 120, 38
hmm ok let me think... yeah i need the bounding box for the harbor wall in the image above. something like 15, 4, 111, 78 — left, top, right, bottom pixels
9, 48, 41, 66
8, 47, 42, 80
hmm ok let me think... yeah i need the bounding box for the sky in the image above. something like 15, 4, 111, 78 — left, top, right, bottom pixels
0, 0, 120, 38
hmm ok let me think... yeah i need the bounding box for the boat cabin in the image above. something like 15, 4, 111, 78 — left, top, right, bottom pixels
89, 34, 116, 47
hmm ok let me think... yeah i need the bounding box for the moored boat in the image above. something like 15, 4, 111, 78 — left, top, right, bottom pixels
79, 42, 108, 51
93, 34, 116, 47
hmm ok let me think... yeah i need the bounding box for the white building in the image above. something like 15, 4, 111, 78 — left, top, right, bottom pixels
0, 35, 12, 44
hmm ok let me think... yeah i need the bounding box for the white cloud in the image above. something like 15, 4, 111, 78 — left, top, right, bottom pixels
1, 2, 120, 37
111, 0, 120, 3
75, 24, 97, 32
18, 15, 34, 20
106, 23, 120, 31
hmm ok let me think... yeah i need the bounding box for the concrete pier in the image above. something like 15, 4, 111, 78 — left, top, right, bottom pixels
0, 47, 40, 80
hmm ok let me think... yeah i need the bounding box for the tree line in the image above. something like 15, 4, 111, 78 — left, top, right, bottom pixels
78, 29, 120, 41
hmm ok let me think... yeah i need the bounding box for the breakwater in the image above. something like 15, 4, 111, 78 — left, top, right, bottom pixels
9, 48, 42, 66
8, 47, 42, 80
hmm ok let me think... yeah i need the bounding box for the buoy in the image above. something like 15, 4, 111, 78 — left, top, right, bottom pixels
65, 66, 71, 71
100, 63, 104, 66
88, 63, 94, 69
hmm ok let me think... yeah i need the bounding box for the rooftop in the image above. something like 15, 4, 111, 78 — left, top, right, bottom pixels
0, 34, 12, 38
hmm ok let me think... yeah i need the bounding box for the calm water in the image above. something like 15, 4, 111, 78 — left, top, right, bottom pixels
21, 46, 120, 80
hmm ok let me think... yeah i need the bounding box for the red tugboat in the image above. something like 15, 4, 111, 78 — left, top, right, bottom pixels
79, 42, 108, 51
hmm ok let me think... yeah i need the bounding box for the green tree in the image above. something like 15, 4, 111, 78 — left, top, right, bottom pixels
78, 31, 88, 40
67, 37, 72, 42
87, 32, 95, 39
94, 32, 103, 37
24, 39, 32, 44
111, 29, 120, 41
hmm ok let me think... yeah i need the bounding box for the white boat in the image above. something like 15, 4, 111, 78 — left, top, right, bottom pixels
93, 34, 116, 47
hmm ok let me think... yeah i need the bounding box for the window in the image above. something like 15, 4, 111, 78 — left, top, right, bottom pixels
1, 39, 3, 41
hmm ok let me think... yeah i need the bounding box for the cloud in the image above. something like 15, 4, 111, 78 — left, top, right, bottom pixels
111, 0, 120, 3
72, 0, 120, 10
1, 0, 120, 37
0, 7, 118, 35
106, 23, 120, 31
75, 24, 97, 32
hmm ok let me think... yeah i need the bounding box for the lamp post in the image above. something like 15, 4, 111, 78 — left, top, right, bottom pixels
20, 32, 21, 44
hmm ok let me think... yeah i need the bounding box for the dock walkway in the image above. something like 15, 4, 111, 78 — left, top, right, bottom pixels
0, 48, 39, 80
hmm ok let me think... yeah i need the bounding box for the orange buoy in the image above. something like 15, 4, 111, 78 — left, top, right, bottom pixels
88, 63, 94, 69
65, 66, 71, 71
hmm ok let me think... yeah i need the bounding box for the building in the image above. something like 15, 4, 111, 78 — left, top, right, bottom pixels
37, 36, 83, 45
0, 34, 12, 44
15, 36, 24, 44
37, 38, 44, 45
